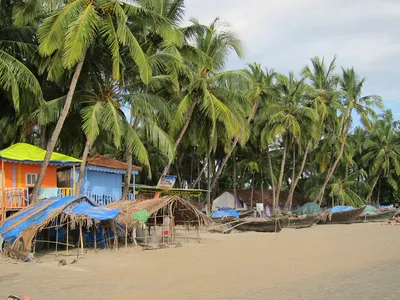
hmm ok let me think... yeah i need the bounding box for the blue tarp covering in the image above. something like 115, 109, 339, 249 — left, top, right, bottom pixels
210, 208, 239, 219
65, 202, 119, 221
327, 206, 354, 213
0, 196, 119, 244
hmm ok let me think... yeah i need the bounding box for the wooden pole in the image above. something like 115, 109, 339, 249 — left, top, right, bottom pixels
94, 225, 97, 250
55, 220, 59, 258
112, 222, 118, 250
125, 223, 128, 252
73, 165, 76, 196
79, 220, 84, 255
66, 221, 69, 255
1, 159, 5, 221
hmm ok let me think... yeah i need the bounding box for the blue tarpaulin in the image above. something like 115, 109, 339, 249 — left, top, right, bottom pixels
0, 196, 120, 244
210, 208, 239, 219
64, 202, 119, 221
327, 206, 354, 213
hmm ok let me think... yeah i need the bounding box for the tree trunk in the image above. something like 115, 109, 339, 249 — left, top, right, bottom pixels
315, 114, 352, 205
377, 178, 381, 205
366, 176, 380, 204
122, 119, 139, 200
275, 138, 288, 210
192, 157, 207, 188
260, 164, 264, 214
266, 144, 276, 213
233, 148, 237, 209
39, 125, 47, 149
121, 147, 133, 200
211, 100, 259, 189
286, 144, 296, 211
31, 56, 85, 202
76, 138, 92, 196
250, 171, 255, 208
206, 149, 211, 215
162, 99, 198, 176
286, 144, 310, 211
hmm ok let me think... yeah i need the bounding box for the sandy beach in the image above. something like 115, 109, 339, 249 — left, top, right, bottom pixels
1, 222, 399, 300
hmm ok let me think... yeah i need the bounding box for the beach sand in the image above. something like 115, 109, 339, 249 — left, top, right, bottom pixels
1, 222, 399, 299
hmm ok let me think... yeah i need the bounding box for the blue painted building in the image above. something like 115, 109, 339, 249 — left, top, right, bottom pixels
58, 155, 141, 206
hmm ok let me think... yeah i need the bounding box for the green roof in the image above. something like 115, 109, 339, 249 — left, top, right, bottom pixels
0, 143, 81, 164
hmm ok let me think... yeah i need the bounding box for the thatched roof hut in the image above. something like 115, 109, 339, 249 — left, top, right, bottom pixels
226, 189, 309, 207
0, 196, 119, 253
107, 196, 210, 227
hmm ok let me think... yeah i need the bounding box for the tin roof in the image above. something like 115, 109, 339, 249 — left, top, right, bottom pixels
87, 155, 142, 171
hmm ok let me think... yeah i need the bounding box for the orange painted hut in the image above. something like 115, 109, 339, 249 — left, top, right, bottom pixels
0, 143, 81, 220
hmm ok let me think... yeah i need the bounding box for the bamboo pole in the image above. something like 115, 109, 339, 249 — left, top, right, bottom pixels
1, 159, 5, 221
125, 223, 128, 253
94, 225, 97, 251
55, 221, 59, 258
79, 220, 84, 255
73, 165, 76, 196
66, 221, 69, 255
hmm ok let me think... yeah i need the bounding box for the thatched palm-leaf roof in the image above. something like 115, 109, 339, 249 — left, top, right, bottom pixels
107, 196, 210, 227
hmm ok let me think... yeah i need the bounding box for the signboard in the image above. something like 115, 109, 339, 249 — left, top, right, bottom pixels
156, 175, 177, 190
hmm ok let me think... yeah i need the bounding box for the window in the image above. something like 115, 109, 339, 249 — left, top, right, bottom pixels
26, 173, 38, 186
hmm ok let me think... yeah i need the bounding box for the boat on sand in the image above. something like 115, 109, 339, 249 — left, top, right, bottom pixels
357, 208, 397, 223
234, 218, 282, 233
281, 215, 319, 229
318, 206, 365, 224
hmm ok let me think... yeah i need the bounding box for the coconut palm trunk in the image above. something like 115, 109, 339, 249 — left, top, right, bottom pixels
233, 148, 237, 209
76, 137, 92, 196
121, 147, 133, 200
366, 175, 380, 203
31, 56, 85, 202
266, 145, 276, 213
250, 171, 255, 208
162, 99, 198, 176
275, 138, 288, 210
39, 125, 47, 149
286, 144, 310, 210
211, 101, 259, 189
316, 116, 352, 205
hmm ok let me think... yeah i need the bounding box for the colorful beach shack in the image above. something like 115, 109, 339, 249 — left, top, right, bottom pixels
0, 143, 81, 220
58, 155, 142, 206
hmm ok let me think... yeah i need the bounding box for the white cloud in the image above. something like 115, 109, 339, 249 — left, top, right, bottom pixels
184, 0, 400, 101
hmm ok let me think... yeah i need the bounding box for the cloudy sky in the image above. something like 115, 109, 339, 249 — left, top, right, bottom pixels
184, 0, 400, 117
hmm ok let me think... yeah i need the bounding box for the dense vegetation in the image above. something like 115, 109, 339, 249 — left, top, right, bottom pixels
1, 0, 398, 209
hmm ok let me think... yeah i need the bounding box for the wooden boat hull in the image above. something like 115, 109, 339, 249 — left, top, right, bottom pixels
235, 218, 282, 233
318, 207, 365, 224
281, 215, 319, 228
211, 217, 237, 224
357, 209, 397, 223
237, 210, 255, 218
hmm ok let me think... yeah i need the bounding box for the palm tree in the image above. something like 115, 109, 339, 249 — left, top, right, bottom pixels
0, 0, 43, 115
314, 67, 382, 205
362, 117, 400, 203
31, 0, 176, 200
260, 73, 316, 210
211, 63, 276, 190
161, 18, 248, 177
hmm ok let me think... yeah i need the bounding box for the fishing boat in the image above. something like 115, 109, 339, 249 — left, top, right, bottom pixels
234, 218, 282, 233
357, 208, 397, 223
237, 209, 255, 218
281, 215, 319, 229
210, 208, 239, 224
318, 206, 365, 224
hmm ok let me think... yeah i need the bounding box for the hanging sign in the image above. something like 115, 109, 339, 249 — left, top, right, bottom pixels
156, 175, 177, 190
